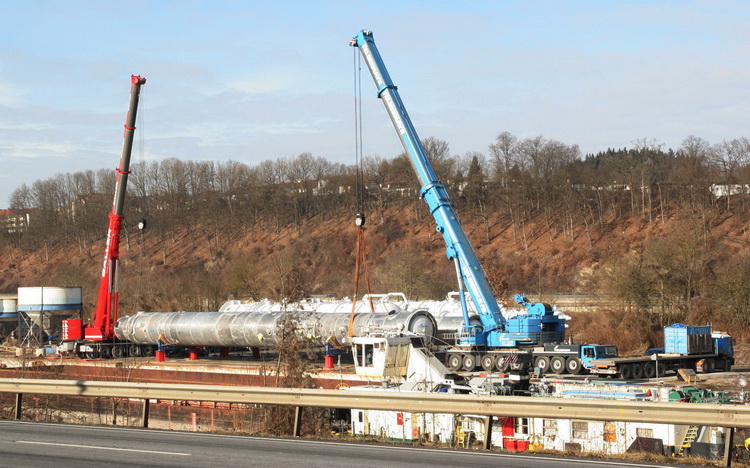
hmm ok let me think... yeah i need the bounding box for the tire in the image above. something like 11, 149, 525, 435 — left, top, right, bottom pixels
141, 345, 155, 357
447, 354, 463, 371
656, 362, 667, 377
643, 362, 656, 379
496, 356, 510, 373
724, 358, 732, 372
128, 344, 141, 357
463, 354, 477, 372
99, 346, 111, 359
619, 364, 632, 380
631, 363, 644, 379
565, 357, 583, 375
480, 354, 496, 372
111, 346, 125, 359
550, 356, 566, 374
534, 356, 550, 374
702, 358, 714, 374
90, 347, 101, 359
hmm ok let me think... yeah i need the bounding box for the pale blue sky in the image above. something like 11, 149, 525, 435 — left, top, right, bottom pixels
1, 1, 748, 207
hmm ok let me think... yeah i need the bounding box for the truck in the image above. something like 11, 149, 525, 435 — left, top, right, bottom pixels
349, 30, 565, 374
584, 324, 733, 379
60, 75, 151, 359
517, 324, 733, 378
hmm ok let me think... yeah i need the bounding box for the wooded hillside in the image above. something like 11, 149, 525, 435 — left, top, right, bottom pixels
2, 133, 750, 353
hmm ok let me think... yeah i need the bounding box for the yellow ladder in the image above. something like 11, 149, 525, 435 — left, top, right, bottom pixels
678, 425, 700, 455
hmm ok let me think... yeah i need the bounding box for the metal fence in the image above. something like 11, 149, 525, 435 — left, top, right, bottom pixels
1, 378, 748, 465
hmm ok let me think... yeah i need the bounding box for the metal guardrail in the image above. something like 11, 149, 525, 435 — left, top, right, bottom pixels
1, 378, 749, 428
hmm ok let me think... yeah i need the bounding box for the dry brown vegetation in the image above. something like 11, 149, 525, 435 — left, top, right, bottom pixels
2, 134, 750, 357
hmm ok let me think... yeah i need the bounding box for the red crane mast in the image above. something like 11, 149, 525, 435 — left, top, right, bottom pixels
83, 75, 146, 342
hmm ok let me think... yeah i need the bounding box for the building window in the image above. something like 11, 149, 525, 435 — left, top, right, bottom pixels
542, 419, 557, 438
603, 422, 616, 442
572, 421, 588, 439
515, 417, 529, 435
636, 428, 654, 438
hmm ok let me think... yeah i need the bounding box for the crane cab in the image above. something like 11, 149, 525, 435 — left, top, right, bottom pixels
351, 336, 411, 378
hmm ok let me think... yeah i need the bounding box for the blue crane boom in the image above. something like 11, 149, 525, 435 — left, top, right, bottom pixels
350, 30, 565, 353
350, 29, 504, 346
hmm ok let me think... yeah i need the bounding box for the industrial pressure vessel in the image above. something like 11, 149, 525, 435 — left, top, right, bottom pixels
114, 309, 437, 348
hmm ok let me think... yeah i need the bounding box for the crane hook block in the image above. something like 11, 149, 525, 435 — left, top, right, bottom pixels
355, 213, 366, 227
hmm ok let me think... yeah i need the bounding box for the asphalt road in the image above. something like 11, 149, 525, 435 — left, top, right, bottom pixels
0, 420, 692, 468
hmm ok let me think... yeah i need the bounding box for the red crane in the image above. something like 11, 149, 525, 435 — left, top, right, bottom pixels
63, 75, 146, 356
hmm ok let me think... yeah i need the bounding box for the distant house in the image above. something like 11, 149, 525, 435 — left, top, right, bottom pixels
710, 184, 750, 197
0, 209, 32, 234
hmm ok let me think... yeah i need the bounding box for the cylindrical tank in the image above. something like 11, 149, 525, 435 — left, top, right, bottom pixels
218, 294, 405, 315
114, 309, 437, 348
17, 287, 83, 320
16, 286, 83, 339
0, 298, 18, 323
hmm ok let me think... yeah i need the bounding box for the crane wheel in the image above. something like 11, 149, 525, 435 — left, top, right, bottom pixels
549, 356, 566, 374
565, 357, 582, 375
127, 344, 141, 357
112, 346, 125, 359
480, 355, 495, 372
462, 354, 477, 372
447, 354, 463, 371
534, 356, 550, 374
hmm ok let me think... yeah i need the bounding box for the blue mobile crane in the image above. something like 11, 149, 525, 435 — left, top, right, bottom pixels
350, 30, 566, 373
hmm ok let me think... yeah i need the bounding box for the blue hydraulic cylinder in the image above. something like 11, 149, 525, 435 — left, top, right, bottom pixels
351, 30, 506, 337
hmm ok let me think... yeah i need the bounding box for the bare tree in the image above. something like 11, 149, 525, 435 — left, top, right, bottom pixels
711, 137, 750, 210
421, 136, 454, 181
489, 131, 519, 186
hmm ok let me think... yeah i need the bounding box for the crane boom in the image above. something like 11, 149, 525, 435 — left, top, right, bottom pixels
85, 75, 146, 341
350, 30, 505, 345
350, 30, 566, 355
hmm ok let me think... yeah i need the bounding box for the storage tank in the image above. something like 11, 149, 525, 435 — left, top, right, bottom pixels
17, 287, 83, 319
218, 293, 406, 315
0, 297, 18, 337
16, 287, 83, 337
114, 308, 437, 348
0, 298, 18, 323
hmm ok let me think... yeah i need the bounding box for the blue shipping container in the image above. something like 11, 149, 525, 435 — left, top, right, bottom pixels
664, 324, 712, 355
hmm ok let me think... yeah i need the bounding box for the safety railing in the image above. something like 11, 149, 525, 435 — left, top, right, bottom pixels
1, 378, 748, 464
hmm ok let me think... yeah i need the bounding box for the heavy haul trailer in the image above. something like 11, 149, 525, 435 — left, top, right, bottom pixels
584, 325, 734, 379
517, 324, 734, 379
